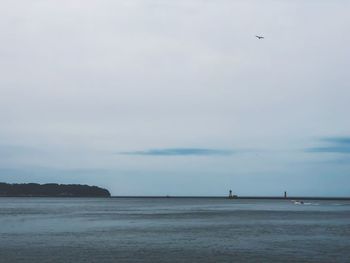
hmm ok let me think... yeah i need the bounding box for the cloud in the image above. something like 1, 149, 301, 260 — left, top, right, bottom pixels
307, 136, 350, 154
322, 137, 350, 144
121, 148, 234, 156
0, 145, 44, 157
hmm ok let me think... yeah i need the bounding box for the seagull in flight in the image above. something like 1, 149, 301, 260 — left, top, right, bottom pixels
255, 35, 264, 39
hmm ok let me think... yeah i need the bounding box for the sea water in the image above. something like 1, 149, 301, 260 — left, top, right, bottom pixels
0, 198, 349, 262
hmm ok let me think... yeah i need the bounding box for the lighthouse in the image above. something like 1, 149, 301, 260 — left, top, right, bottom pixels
229, 190, 233, 198
228, 190, 238, 199
228, 190, 237, 199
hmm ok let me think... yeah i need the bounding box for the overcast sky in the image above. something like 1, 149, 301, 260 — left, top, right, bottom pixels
1, 0, 349, 196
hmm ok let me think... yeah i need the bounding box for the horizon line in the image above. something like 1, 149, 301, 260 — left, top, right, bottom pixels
110, 195, 350, 200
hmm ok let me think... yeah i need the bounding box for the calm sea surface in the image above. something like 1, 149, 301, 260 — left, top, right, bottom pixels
0, 198, 349, 263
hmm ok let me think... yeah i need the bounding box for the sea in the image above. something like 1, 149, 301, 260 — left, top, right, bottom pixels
0, 198, 349, 263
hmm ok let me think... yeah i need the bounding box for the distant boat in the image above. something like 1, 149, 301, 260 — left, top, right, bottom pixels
293, 200, 304, 205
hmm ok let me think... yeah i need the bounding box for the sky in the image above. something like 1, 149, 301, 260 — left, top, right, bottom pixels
1, 0, 350, 196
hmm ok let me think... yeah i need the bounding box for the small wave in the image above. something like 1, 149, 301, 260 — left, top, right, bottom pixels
292, 201, 319, 206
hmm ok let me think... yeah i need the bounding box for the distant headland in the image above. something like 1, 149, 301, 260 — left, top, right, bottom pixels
0, 183, 111, 197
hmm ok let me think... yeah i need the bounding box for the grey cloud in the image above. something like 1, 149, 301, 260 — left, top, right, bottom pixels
307, 137, 350, 154
0, 145, 44, 157
121, 148, 234, 156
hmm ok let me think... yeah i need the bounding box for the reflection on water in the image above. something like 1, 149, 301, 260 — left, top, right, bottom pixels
0, 198, 349, 262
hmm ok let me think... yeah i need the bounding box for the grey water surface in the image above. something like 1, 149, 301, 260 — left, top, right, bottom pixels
0, 198, 349, 263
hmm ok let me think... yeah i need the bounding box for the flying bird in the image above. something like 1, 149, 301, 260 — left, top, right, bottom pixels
255, 35, 264, 39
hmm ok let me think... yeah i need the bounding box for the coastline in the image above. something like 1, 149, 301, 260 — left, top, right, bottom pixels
110, 196, 350, 201
1, 195, 349, 200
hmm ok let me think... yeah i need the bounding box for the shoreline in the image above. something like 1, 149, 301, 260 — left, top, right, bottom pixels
1, 196, 349, 200
110, 196, 350, 201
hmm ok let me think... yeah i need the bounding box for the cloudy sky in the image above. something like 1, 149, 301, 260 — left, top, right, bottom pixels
1, 0, 349, 196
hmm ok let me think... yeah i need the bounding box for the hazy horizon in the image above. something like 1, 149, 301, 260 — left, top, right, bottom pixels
1, 0, 349, 196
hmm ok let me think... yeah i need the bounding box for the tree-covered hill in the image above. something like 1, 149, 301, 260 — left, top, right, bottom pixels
0, 183, 111, 197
